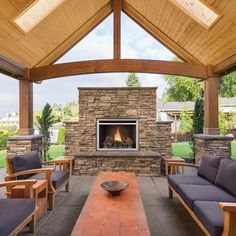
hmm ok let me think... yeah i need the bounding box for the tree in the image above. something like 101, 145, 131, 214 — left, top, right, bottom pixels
163, 74, 203, 102
192, 91, 204, 134
36, 103, 54, 161
178, 105, 193, 134
58, 127, 65, 145
219, 71, 236, 97
126, 73, 141, 87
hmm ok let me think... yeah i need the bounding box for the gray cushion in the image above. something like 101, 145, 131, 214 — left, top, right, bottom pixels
11, 151, 42, 179
168, 175, 212, 193
0, 199, 36, 236
198, 155, 222, 183
178, 184, 236, 209
28, 170, 70, 189
193, 201, 223, 236
215, 158, 236, 197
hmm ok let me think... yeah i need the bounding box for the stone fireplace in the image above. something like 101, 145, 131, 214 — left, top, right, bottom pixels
97, 119, 138, 151
65, 87, 172, 176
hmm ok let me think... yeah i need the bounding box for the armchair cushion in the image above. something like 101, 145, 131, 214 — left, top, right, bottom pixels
0, 198, 36, 236
193, 201, 223, 236
168, 175, 212, 193
215, 158, 236, 197
11, 151, 42, 179
28, 170, 70, 189
197, 155, 222, 183
178, 184, 236, 209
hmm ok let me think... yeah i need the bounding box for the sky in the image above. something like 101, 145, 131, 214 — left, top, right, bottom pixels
0, 13, 175, 116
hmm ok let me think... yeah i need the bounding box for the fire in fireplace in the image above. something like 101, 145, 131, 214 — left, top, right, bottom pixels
97, 119, 138, 151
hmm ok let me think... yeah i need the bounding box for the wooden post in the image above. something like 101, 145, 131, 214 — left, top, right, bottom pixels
203, 74, 220, 135
113, 0, 121, 59
18, 79, 34, 135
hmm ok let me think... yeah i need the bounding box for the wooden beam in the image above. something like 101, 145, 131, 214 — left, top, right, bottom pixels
113, 0, 121, 59
34, 2, 112, 67
122, 1, 204, 66
18, 79, 34, 135
0, 55, 25, 78
203, 70, 220, 135
213, 53, 236, 74
29, 59, 207, 81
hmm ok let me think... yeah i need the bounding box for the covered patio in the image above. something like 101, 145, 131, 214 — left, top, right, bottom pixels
0, 0, 236, 235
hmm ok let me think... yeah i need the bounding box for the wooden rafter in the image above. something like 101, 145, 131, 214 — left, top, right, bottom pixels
0, 55, 25, 78
34, 2, 113, 67
213, 53, 236, 74
29, 59, 207, 81
113, 0, 121, 59
122, 1, 204, 66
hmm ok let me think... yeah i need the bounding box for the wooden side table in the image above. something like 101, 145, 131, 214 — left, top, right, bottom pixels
55, 156, 75, 176
162, 156, 185, 176
10, 180, 48, 220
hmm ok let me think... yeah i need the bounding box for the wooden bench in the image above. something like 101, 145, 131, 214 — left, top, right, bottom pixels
71, 172, 150, 236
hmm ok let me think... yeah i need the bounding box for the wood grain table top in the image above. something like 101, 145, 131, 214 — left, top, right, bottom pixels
71, 172, 150, 236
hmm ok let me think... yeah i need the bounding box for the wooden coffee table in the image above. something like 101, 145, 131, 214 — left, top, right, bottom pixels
71, 172, 150, 236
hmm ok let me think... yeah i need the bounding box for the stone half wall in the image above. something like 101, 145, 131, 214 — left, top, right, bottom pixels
78, 88, 158, 152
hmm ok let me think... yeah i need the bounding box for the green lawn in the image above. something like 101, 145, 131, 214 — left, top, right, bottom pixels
0, 145, 65, 168
172, 141, 236, 159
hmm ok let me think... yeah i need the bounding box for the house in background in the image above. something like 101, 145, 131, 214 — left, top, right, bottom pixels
158, 97, 236, 133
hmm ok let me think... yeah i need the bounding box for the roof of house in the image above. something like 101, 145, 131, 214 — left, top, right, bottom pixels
0, 0, 236, 75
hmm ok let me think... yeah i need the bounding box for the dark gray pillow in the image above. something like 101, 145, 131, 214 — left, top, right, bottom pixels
215, 159, 236, 197
11, 151, 42, 179
197, 155, 222, 183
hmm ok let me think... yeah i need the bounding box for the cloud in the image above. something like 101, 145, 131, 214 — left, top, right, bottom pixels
0, 14, 174, 115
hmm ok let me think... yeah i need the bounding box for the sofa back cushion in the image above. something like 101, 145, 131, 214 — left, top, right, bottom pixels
197, 155, 222, 183
11, 151, 42, 179
215, 158, 236, 197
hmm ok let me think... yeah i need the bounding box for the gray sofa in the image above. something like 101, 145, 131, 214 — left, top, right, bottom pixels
168, 155, 236, 236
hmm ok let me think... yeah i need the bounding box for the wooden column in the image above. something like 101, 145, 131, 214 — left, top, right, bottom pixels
18, 79, 34, 135
113, 0, 121, 59
203, 75, 220, 135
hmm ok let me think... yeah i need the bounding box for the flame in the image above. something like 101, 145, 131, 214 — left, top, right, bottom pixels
114, 127, 122, 142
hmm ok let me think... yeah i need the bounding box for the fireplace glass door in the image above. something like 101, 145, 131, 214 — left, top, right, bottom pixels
97, 119, 138, 151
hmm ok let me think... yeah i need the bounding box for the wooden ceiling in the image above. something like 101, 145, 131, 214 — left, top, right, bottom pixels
0, 0, 236, 75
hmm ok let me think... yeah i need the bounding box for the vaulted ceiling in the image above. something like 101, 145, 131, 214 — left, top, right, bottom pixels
0, 0, 236, 75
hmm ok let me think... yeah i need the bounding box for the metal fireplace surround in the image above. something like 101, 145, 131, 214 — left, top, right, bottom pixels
97, 119, 138, 151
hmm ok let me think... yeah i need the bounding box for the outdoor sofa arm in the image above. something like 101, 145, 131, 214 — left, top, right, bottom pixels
169, 162, 199, 175
42, 159, 71, 171
0, 179, 37, 198
219, 202, 236, 236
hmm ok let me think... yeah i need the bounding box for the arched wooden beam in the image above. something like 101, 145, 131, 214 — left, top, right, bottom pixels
29, 59, 207, 81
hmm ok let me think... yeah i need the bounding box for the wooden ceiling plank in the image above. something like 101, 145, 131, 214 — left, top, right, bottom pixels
35, 2, 112, 67
122, 1, 203, 66
0, 55, 25, 78
29, 59, 207, 81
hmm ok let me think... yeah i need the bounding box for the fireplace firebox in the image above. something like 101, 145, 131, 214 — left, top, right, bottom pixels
97, 119, 138, 151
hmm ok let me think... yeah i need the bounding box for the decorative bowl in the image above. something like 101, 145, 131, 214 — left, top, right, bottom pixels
101, 180, 129, 196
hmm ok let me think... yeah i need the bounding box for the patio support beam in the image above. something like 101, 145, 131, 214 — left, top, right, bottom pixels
203, 67, 220, 135
18, 77, 34, 135
29, 59, 208, 81
0, 55, 25, 78
113, 0, 121, 59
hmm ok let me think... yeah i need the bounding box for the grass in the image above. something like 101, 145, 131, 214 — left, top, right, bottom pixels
172, 141, 236, 159
0, 145, 65, 168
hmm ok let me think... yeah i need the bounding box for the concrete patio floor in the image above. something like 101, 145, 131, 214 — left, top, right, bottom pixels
12, 174, 203, 236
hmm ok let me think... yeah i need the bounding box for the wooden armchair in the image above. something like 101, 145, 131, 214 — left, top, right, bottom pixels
0, 179, 37, 236
5, 151, 71, 210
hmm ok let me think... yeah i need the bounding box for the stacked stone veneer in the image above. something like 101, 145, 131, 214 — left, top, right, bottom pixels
7, 135, 43, 159
64, 87, 173, 176
194, 134, 234, 164
77, 88, 158, 152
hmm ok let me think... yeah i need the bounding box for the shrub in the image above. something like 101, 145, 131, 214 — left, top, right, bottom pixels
58, 127, 65, 145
